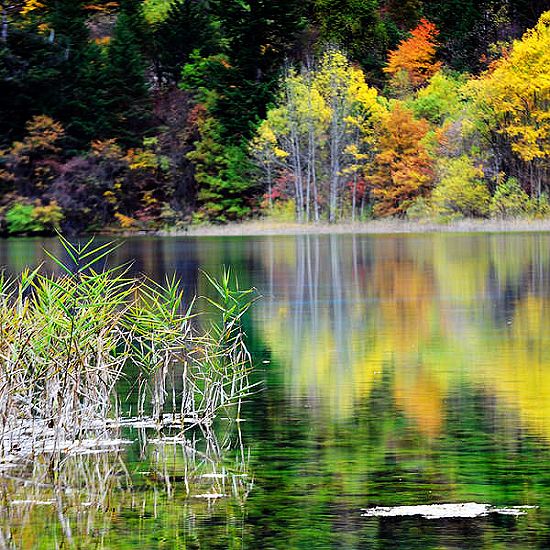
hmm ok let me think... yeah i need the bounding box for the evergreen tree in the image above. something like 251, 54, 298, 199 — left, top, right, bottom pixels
422, 0, 547, 71
153, 0, 217, 85
0, 25, 64, 144
180, 0, 307, 220
106, 10, 150, 144
48, 0, 89, 51
313, 0, 389, 76
380, 0, 423, 31
207, 0, 307, 141
65, 43, 111, 145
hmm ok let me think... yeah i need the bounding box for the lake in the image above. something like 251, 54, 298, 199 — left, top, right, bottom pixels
2, 232, 550, 548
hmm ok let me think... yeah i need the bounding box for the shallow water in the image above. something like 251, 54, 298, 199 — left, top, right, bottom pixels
2, 232, 550, 548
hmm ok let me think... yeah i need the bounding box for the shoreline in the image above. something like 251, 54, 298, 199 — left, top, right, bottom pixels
151, 218, 550, 238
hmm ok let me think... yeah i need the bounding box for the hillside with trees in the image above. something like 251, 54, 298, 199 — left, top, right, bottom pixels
0, 0, 548, 234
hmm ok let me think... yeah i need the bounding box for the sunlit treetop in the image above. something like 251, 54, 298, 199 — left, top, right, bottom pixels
384, 18, 443, 89
468, 10, 550, 163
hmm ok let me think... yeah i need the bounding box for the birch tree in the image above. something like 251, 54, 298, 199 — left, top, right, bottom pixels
251, 49, 382, 222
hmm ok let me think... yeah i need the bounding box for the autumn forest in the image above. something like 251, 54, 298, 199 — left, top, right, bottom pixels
0, 0, 548, 234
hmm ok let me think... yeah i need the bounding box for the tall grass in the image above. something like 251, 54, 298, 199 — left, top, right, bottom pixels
0, 236, 256, 463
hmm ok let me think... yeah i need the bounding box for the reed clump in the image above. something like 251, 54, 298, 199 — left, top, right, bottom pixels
0, 236, 256, 463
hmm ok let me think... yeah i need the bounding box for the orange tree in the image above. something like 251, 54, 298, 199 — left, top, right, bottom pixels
384, 18, 442, 91
368, 103, 434, 217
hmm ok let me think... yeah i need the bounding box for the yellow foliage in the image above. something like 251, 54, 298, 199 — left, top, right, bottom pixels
91, 139, 123, 160
11, 116, 65, 160
468, 11, 550, 163
32, 201, 64, 229
114, 212, 137, 228
103, 190, 117, 205
20, 0, 45, 15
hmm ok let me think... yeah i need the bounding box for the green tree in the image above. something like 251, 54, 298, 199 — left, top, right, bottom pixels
48, 0, 89, 50
106, 10, 150, 144
153, 0, 218, 85
313, 0, 389, 75
207, 0, 307, 141
431, 156, 491, 219
180, 0, 307, 221
410, 71, 465, 124
187, 111, 256, 221
422, 0, 547, 71
490, 176, 530, 218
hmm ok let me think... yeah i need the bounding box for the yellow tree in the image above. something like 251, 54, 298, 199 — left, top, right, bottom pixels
252, 50, 382, 222
1, 0, 45, 42
20, 0, 45, 15
314, 50, 381, 221
468, 11, 550, 196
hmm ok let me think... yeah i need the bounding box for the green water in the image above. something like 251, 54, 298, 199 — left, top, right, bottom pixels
2, 233, 550, 548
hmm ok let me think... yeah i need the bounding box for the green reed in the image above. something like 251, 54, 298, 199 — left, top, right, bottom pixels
0, 236, 256, 462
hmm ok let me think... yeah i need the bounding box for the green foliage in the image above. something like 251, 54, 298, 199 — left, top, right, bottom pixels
177, 0, 307, 223
431, 156, 491, 219
105, 11, 149, 144
64, 43, 115, 144
264, 200, 297, 222
201, 0, 307, 141
529, 193, 550, 218
4, 201, 64, 235
188, 113, 256, 221
142, 0, 173, 23
5, 203, 42, 234
314, 0, 389, 75
406, 196, 433, 220
153, 0, 218, 84
422, 0, 503, 71
48, 0, 89, 50
410, 71, 465, 124
490, 176, 531, 218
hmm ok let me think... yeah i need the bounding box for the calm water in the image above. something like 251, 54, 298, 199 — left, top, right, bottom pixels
2, 233, 550, 548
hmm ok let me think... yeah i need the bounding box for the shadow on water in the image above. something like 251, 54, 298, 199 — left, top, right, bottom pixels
2, 233, 550, 547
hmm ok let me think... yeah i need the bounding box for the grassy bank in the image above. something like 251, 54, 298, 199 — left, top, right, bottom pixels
155, 218, 550, 238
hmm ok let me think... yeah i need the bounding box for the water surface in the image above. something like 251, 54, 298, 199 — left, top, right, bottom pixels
2, 232, 550, 548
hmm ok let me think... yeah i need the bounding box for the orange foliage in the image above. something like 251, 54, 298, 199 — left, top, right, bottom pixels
90, 139, 123, 159
13, 116, 64, 157
94, 36, 111, 46
84, 2, 119, 12
384, 19, 442, 88
369, 104, 434, 217
114, 212, 138, 228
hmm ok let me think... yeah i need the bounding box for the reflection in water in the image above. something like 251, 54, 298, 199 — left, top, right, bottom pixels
0, 424, 251, 549
254, 234, 550, 440
2, 233, 550, 548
